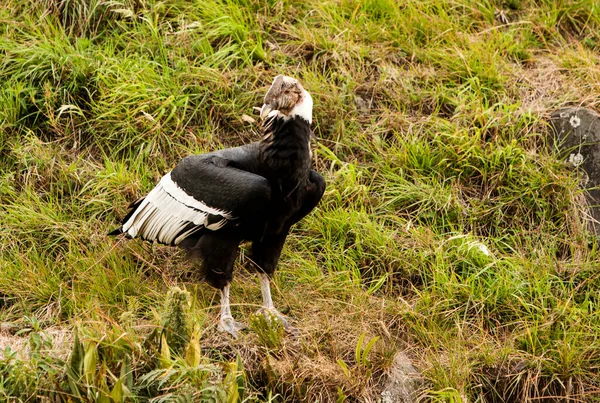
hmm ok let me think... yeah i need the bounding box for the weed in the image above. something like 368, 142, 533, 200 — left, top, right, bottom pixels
248, 311, 285, 351
161, 286, 191, 355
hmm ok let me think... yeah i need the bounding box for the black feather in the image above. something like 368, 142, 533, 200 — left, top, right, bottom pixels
113, 113, 324, 289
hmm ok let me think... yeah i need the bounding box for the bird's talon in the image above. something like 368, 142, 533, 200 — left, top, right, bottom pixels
218, 317, 247, 337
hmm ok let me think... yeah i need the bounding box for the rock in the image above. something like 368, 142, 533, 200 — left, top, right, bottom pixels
380, 351, 422, 403
494, 9, 509, 25
241, 114, 256, 124
265, 40, 279, 51
549, 107, 600, 234
355, 95, 372, 115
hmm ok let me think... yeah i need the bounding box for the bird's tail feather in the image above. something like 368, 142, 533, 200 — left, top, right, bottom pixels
107, 228, 122, 236
108, 197, 146, 236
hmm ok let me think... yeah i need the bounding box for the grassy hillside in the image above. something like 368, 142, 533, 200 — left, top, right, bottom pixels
1, 0, 600, 401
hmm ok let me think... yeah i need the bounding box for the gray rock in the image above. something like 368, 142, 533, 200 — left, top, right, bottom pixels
380, 351, 422, 403
355, 95, 372, 115
550, 107, 600, 234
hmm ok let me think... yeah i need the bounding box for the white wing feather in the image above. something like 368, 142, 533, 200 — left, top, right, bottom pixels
122, 172, 232, 245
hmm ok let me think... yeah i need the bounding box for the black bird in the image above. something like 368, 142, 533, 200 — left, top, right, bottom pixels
110, 76, 325, 336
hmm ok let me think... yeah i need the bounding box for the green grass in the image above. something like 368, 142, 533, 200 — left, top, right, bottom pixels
1, 0, 600, 401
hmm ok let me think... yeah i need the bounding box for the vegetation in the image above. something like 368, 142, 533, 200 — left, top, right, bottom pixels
1, 0, 600, 401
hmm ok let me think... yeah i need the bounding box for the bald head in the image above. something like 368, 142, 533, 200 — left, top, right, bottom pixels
260, 75, 312, 124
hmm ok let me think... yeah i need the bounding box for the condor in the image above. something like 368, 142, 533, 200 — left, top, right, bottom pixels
110, 76, 325, 336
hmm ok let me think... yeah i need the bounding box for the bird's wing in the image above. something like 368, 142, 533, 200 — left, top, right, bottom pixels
119, 151, 270, 246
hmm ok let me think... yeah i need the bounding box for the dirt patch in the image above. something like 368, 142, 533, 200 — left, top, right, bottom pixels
514, 56, 572, 114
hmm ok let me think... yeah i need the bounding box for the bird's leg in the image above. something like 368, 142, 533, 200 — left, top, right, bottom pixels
259, 272, 274, 310
257, 273, 293, 331
217, 283, 246, 337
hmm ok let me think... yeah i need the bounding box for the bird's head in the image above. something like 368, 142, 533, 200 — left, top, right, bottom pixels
260, 75, 312, 124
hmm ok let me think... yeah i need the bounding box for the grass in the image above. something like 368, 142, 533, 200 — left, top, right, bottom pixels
1, 0, 600, 401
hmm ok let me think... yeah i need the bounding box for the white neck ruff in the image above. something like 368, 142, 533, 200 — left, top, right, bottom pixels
290, 90, 313, 124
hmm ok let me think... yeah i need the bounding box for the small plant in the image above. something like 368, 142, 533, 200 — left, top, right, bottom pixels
65, 331, 133, 402
355, 333, 380, 369
428, 387, 466, 403
184, 323, 203, 368
138, 350, 221, 401
161, 286, 191, 355
337, 333, 380, 393
223, 355, 246, 403
248, 311, 284, 350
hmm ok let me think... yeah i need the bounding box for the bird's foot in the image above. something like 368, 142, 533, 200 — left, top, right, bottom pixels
218, 316, 247, 337
257, 307, 298, 336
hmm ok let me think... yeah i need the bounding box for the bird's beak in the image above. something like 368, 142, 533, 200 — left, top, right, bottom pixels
260, 103, 274, 120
